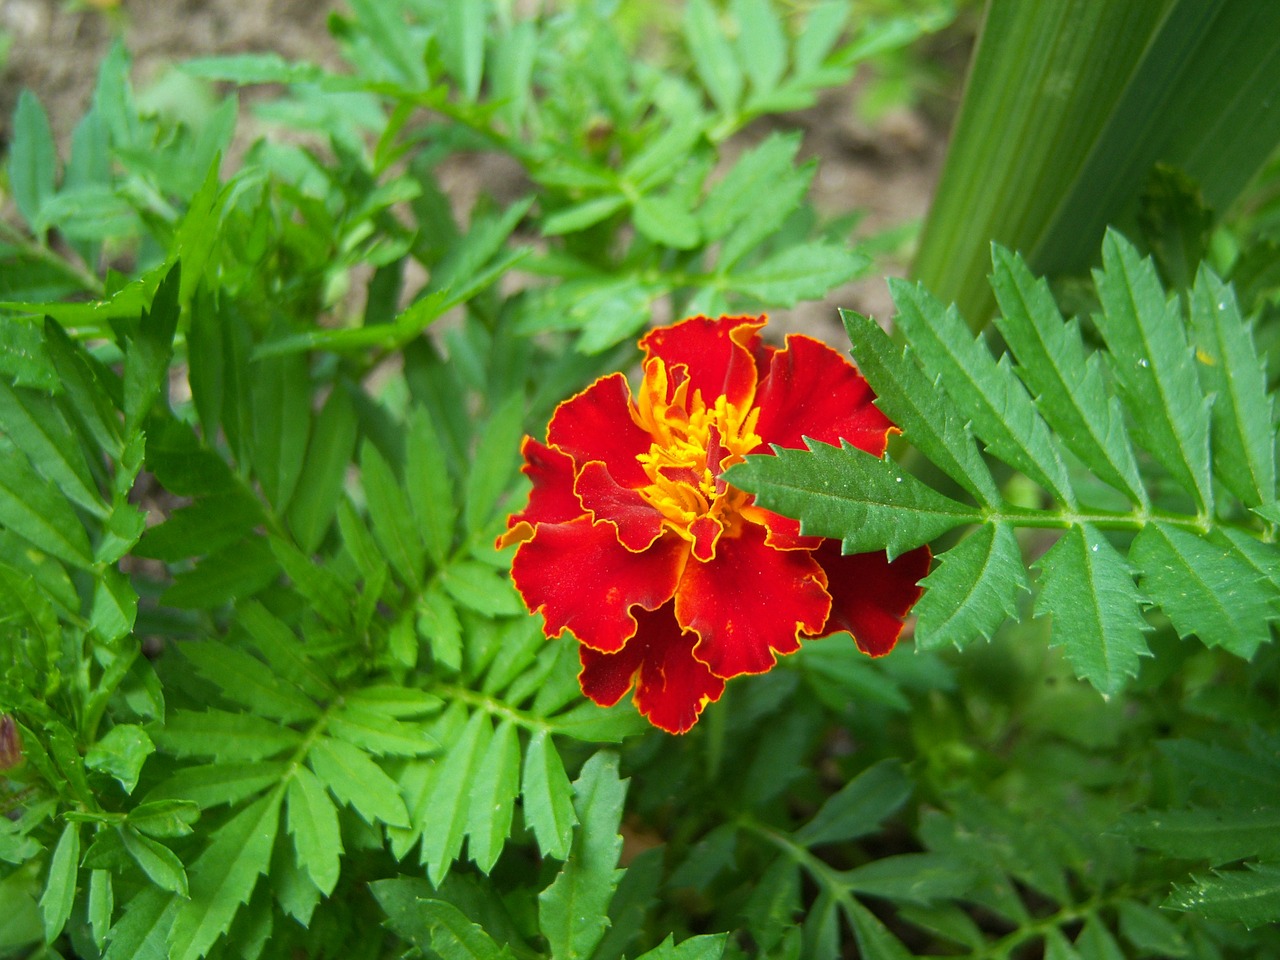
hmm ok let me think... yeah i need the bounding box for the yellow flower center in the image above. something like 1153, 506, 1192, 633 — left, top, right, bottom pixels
630, 358, 761, 547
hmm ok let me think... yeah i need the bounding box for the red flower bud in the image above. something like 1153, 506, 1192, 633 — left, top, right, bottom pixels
0, 714, 22, 771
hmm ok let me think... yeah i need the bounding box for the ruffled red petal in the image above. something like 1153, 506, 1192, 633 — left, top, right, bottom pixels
578, 604, 725, 734
639, 316, 765, 410
814, 542, 931, 656
675, 523, 831, 678
739, 504, 823, 552
511, 517, 687, 652
575, 461, 665, 551
548, 374, 653, 488
500, 437, 584, 538
754, 335, 894, 455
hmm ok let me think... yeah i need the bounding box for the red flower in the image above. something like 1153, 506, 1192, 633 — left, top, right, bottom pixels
499, 315, 930, 733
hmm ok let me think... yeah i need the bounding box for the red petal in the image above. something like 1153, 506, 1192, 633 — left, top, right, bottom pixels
579, 605, 725, 734
754, 335, 894, 455
814, 542, 931, 656
675, 523, 830, 678
575, 461, 665, 551
639, 316, 765, 409
739, 505, 823, 551
498, 438, 584, 546
510, 517, 687, 653
548, 374, 652, 488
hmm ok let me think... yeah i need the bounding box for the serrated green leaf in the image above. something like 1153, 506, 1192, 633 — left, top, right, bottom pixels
685, 0, 743, 115
1132, 521, 1275, 659
0, 380, 106, 518
844, 896, 915, 960
148, 762, 286, 810
464, 392, 525, 535
742, 857, 800, 952
0, 444, 93, 568
1034, 524, 1150, 695
250, 347, 311, 513
1094, 231, 1212, 512
633, 935, 729, 960
328, 704, 436, 757
8, 90, 56, 231
308, 735, 409, 828
361, 439, 425, 588
522, 730, 577, 860
539, 751, 626, 960
727, 441, 979, 558
466, 719, 521, 874
735, 0, 787, 97
180, 641, 319, 723
730, 242, 867, 306
419, 899, 513, 960
155, 708, 303, 762
102, 887, 178, 960
420, 709, 492, 884
890, 277, 1074, 504
418, 580, 463, 671
633, 192, 702, 249
990, 244, 1147, 507
39, 820, 79, 942
700, 132, 802, 241
1076, 917, 1125, 960
43, 317, 123, 456
1169, 861, 1280, 928
120, 826, 189, 896
126, 800, 200, 839
161, 536, 279, 609
913, 523, 1027, 650
168, 788, 283, 960
286, 385, 358, 554
406, 406, 456, 565
134, 491, 263, 562
842, 853, 976, 906
123, 263, 180, 431
90, 566, 137, 642
438, 560, 523, 618
237, 601, 334, 701
287, 765, 342, 896
270, 536, 354, 628
344, 685, 443, 719
1189, 265, 1277, 506
841, 309, 999, 505
1116, 899, 1190, 958
795, 759, 911, 847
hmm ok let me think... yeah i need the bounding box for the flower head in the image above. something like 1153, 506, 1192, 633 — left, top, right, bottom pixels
500, 315, 930, 733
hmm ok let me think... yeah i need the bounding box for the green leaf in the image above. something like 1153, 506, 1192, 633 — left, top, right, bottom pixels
734, 0, 787, 97
308, 735, 409, 828
542, 195, 628, 236
123, 263, 180, 431
842, 853, 977, 906
233, 601, 334, 701
990, 244, 1147, 506
440, 561, 523, 617
700, 132, 802, 241
90, 567, 138, 642
539, 752, 627, 960
328, 704, 437, 757
250, 347, 311, 513
39, 820, 79, 942
126, 800, 200, 839
43, 317, 123, 456
85, 723, 154, 793
406, 406, 456, 565
154, 708, 303, 762
443, 0, 487, 100
179, 641, 320, 723
633, 192, 702, 250
361, 439, 425, 588
418, 899, 512, 960
1034, 524, 1151, 695
0, 445, 94, 568
168, 789, 283, 960
120, 827, 189, 896
1188, 265, 1277, 506
421, 709, 493, 884
1093, 231, 1213, 512
685, 0, 743, 115
844, 897, 915, 960
0, 380, 106, 518
1169, 861, 1280, 928
134, 491, 263, 562
148, 761, 286, 809
913, 523, 1027, 650
88, 869, 113, 950
270, 537, 354, 628
633, 935, 729, 960
286, 766, 343, 896
418, 580, 463, 671
161, 537, 280, 609
1116, 900, 1191, 959
464, 391, 525, 535
840, 308, 999, 505
286, 385, 358, 554
466, 719, 521, 875
1131, 522, 1276, 659
8, 90, 57, 231
727, 441, 979, 558
102, 887, 178, 960
795, 759, 912, 846
729, 243, 867, 306
522, 730, 577, 860
889, 277, 1074, 504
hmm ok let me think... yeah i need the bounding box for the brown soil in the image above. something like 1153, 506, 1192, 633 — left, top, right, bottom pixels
0, 0, 956, 345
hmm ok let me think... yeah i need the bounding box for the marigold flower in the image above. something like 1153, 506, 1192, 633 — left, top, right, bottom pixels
499, 315, 930, 733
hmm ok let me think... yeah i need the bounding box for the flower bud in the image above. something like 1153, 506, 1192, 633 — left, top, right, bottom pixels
0, 714, 23, 771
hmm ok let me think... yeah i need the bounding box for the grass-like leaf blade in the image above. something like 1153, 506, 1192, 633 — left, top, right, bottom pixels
1130, 521, 1276, 660
727, 441, 979, 559
1188, 265, 1277, 507
1034, 524, 1150, 695
889, 278, 1074, 505
913, 523, 1027, 651
990, 244, 1147, 506
840, 308, 998, 505
1093, 231, 1213, 513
